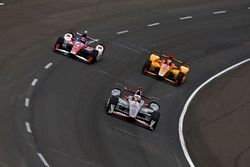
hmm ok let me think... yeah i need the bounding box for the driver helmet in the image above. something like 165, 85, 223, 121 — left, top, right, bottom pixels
80, 37, 87, 43
134, 94, 141, 102
84, 30, 88, 34
168, 53, 174, 60
167, 53, 174, 65
167, 59, 172, 65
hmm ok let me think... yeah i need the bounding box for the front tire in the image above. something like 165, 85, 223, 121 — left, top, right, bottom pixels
150, 111, 160, 130
106, 96, 118, 114
175, 72, 184, 86
142, 60, 152, 73
111, 88, 122, 97
54, 37, 64, 51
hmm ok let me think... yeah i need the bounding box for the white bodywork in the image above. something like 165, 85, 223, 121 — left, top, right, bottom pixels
106, 88, 160, 130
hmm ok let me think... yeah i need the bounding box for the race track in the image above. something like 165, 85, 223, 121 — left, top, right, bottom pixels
0, 0, 250, 166
184, 61, 250, 167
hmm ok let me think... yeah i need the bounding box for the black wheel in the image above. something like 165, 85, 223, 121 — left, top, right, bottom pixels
111, 88, 122, 97
89, 50, 98, 64
149, 102, 160, 112
175, 72, 184, 86
150, 111, 160, 130
106, 96, 118, 114
142, 59, 151, 73
54, 37, 64, 51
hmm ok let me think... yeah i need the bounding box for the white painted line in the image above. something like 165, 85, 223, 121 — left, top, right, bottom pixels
116, 30, 129, 35
147, 22, 160, 27
25, 98, 30, 107
44, 62, 53, 69
179, 58, 250, 167
0, 3, 4, 6
37, 153, 50, 167
179, 16, 193, 20
213, 10, 227, 15
31, 78, 38, 87
25, 122, 32, 133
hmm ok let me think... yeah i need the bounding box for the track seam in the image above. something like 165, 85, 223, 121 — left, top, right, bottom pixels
116, 30, 129, 35
115, 6, 249, 35
179, 16, 193, 20
147, 22, 160, 27
213, 10, 227, 15
44, 62, 53, 69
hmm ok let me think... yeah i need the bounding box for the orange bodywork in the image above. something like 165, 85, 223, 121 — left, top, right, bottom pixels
143, 53, 190, 85
149, 54, 190, 76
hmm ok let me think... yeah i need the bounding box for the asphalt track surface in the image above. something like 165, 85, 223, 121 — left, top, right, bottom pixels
0, 0, 250, 167
184, 62, 250, 167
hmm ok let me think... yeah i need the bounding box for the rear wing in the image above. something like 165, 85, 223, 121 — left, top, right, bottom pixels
76, 32, 99, 43
123, 87, 160, 101
153, 51, 190, 68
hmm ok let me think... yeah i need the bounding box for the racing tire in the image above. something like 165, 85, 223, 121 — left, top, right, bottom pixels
54, 37, 64, 51
142, 60, 152, 73
89, 50, 99, 64
175, 72, 184, 86
106, 96, 118, 114
111, 88, 122, 97
149, 102, 160, 112
150, 111, 160, 130
96, 44, 105, 57
100, 44, 105, 55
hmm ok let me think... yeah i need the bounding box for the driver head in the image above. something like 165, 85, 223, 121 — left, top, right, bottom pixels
134, 94, 141, 102
81, 37, 87, 42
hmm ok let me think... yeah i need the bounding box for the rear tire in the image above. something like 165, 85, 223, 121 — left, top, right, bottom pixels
150, 111, 160, 130
96, 44, 105, 56
111, 88, 122, 97
106, 96, 118, 114
142, 60, 151, 73
89, 50, 98, 64
149, 102, 160, 112
175, 72, 184, 86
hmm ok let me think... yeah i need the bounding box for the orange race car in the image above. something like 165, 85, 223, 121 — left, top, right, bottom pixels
142, 52, 190, 86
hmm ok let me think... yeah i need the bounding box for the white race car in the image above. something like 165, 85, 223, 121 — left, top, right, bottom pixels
105, 87, 160, 130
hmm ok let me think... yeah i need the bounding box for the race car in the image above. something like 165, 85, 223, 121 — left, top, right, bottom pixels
53, 31, 105, 64
142, 52, 190, 86
105, 87, 160, 130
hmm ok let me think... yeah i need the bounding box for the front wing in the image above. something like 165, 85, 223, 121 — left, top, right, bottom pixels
54, 48, 90, 63
144, 69, 177, 84
109, 104, 152, 129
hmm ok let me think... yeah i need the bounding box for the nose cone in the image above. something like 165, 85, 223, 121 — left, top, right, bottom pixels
159, 64, 169, 76
129, 101, 140, 118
